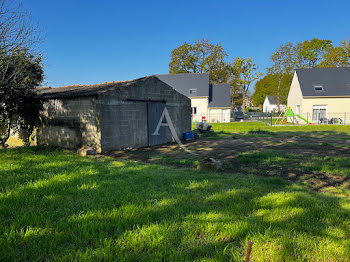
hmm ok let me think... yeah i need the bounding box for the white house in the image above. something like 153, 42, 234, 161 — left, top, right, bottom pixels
287, 67, 350, 124
263, 95, 286, 113
156, 73, 231, 123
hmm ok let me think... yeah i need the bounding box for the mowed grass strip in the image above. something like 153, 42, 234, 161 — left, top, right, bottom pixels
194, 122, 350, 138
0, 147, 349, 261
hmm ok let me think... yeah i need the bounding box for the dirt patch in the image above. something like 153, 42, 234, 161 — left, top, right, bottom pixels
108, 132, 350, 192
110, 135, 349, 161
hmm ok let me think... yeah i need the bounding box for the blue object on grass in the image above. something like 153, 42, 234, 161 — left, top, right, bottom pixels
183, 132, 194, 140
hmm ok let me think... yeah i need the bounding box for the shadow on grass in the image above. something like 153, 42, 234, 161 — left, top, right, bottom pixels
0, 146, 349, 261
107, 130, 349, 194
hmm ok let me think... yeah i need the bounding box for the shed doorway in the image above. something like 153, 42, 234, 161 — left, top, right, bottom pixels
147, 102, 167, 146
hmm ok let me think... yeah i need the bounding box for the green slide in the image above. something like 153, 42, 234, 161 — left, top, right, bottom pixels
296, 114, 310, 124
285, 107, 294, 117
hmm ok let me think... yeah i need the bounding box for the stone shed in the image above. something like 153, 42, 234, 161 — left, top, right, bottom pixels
38, 76, 191, 153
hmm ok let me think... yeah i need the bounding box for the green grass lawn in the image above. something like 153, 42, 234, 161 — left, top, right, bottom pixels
206, 122, 350, 136
1, 143, 350, 261
1, 123, 350, 261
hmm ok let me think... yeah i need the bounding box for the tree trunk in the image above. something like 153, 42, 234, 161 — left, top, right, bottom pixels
242, 90, 247, 112
0, 117, 12, 148
277, 74, 281, 112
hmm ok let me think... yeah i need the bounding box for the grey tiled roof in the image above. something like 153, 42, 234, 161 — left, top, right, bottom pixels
208, 84, 231, 108
266, 95, 278, 105
155, 73, 210, 97
296, 67, 350, 97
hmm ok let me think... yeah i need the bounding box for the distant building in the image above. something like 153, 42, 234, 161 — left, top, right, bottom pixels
287, 67, 350, 123
156, 73, 231, 122
263, 95, 286, 113
243, 95, 253, 110
208, 83, 231, 122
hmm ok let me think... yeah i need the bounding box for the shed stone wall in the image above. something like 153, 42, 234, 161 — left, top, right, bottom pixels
99, 77, 191, 152
38, 76, 191, 153
38, 96, 101, 151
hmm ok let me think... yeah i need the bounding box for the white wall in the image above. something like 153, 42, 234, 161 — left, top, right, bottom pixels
190, 97, 232, 123
208, 108, 231, 123
302, 97, 350, 123
302, 97, 350, 114
287, 72, 304, 114
263, 97, 286, 113
190, 97, 209, 122
263, 97, 271, 112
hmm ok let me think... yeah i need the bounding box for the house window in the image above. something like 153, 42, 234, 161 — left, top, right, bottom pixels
296, 105, 300, 115
313, 85, 324, 92
312, 105, 327, 122
191, 107, 197, 115
189, 89, 197, 95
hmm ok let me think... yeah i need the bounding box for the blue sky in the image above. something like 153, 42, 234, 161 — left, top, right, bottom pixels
25, 0, 350, 89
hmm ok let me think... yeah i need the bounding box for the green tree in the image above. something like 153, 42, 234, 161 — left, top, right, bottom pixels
229, 57, 262, 111
270, 38, 335, 70
231, 85, 243, 109
298, 38, 333, 68
252, 73, 292, 106
341, 39, 350, 63
269, 42, 296, 74
0, 49, 43, 147
320, 46, 348, 67
293, 42, 305, 69
320, 40, 350, 67
169, 39, 230, 83
0, 0, 43, 147
267, 42, 295, 111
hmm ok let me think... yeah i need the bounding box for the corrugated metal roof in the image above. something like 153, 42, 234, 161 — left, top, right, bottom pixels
208, 84, 231, 108
296, 67, 350, 97
155, 73, 209, 97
